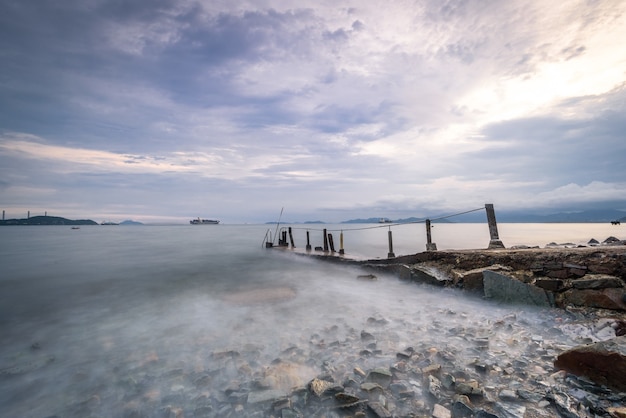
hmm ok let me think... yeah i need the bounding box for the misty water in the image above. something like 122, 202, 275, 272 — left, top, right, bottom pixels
0, 223, 622, 417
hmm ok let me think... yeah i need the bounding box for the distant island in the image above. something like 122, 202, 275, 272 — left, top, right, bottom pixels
0, 216, 98, 226
0, 216, 144, 226
120, 220, 143, 225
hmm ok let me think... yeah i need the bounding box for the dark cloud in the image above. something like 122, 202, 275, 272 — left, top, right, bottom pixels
476, 101, 626, 186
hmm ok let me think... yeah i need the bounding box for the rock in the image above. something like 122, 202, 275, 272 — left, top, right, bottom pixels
368, 402, 392, 418
603, 236, 621, 244
571, 275, 624, 290
366, 368, 392, 388
534, 278, 565, 292
247, 389, 287, 404
452, 396, 474, 417
309, 378, 333, 397
483, 270, 552, 307
427, 375, 443, 399
608, 406, 626, 418
558, 288, 626, 311
554, 335, 626, 391
410, 265, 453, 286
432, 403, 452, 418
456, 380, 483, 396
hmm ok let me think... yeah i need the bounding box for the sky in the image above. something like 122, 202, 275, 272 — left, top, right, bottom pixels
1, 0, 625, 224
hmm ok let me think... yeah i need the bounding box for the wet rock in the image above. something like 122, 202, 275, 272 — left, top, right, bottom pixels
427, 374, 443, 399
483, 271, 552, 307
554, 336, 626, 391
456, 380, 483, 397
410, 264, 453, 286
558, 288, 626, 311
247, 389, 287, 404
309, 378, 333, 397
432, 403, 451, 418
368, 401, 392, 417
366, 368, 393, 389
608, 406, 626, 418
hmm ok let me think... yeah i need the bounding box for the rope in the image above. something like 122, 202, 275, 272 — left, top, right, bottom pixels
287, 207, 485, 232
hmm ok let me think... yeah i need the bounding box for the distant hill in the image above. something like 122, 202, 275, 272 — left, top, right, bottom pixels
120, 220, 143, 225
0, 216, 98, 226
340, 209, 626, 224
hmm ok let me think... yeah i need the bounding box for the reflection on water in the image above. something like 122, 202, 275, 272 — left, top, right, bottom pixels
0, 224, 620, 416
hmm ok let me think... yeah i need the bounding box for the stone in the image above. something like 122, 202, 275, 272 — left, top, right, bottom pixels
247, 389, 287, 404
456, 380, 483, 396
427, 375, 443, 399
309, 378, 333, 397
558, 288, 626, 311
571, 275, 624, 290
534, 278, 565, 292
368, 402, 392, 418
366, 368, 392, 388
483, 270, 552, 307
608, 407, 626, 418
452, 396, 474, 417
554, 336, 626, 391
432, 403, 452, 418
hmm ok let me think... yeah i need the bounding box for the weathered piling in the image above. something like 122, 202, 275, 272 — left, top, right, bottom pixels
388, 229, 395, 258
425, 219, 437, 251
288, 227, 295, 248
328, 233, 336, 253
485, 203, 505, 249
323, 228, 329, 252
306, 231, 312, 251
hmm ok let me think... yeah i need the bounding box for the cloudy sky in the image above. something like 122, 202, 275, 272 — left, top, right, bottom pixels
1, 0, 625, 223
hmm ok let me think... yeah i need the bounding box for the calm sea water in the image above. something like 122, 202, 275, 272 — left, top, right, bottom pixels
0, 223, 622, 416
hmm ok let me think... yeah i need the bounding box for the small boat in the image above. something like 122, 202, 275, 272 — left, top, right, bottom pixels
71, 226, 80, 230
101, 221, 119, 225
190, 217, 220, 225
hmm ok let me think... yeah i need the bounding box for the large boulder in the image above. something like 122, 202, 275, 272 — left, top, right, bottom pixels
483, 270, 553, 307
554, 336, 626, 392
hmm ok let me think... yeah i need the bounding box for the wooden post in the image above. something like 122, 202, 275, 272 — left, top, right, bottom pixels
485, 203, 505, 249
323, 228, 329, 252
387, 229, 395, 258
425, 219, 437, 251
288, 227, 295, 248
306, 231, 312, 251
328, 233, 335, 252
339, 231, 344, 255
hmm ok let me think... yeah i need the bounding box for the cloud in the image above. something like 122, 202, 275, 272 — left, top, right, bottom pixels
1, 0, 625, 222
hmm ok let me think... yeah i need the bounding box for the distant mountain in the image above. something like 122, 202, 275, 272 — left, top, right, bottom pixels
340, 209, 626, 224
0, 216, 98, 226
120, 220, 143, 225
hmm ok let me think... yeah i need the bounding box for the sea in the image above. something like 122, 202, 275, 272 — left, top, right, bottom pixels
0, 222, 622, 417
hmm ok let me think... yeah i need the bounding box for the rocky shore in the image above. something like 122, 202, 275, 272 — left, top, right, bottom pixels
240, 240, 626, 418
8, 240, 626, 418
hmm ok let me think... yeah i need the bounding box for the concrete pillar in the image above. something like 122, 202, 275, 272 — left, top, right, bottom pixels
485, 203, 505, 249
387, 229, 395, 258
339, 231, 345, 255
425, 219, 437, 251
